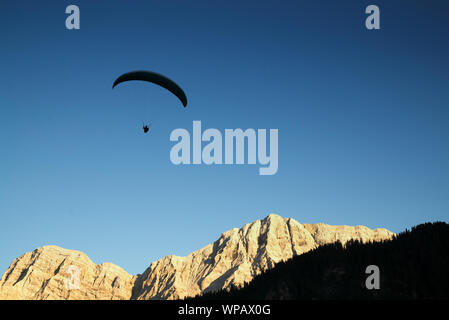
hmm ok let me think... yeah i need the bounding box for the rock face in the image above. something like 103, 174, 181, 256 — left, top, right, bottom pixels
0, 246, 136, 300
303, 223, 395, 246
131, 214, 394, 299
0, 214, 394, 300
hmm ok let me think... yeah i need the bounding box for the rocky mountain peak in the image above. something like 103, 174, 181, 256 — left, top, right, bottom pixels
0, 214, 394, 300
131, 215, 394, 299
0, 245, 135, 300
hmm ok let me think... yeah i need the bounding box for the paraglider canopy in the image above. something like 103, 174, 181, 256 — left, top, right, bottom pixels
112, 70, 188, 107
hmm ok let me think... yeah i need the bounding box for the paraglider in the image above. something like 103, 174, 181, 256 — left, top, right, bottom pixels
112, 70, 188, 134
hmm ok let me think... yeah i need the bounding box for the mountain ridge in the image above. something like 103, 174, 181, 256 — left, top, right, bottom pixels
0, 213, 394, 300
195, 222, 449, 300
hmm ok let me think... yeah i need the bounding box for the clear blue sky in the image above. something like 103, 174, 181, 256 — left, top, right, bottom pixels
1, 0, 448, 275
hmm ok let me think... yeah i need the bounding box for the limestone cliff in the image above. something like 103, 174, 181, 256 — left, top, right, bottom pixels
132, 214, 394, 299
0, 214, 394, 300
0, 246, 135, 300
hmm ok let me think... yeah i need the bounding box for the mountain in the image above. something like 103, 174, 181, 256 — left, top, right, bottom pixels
0, 246, 135, 300
195, 222, 449, 300
131, 214, 394, 299
0, 214, 394, 300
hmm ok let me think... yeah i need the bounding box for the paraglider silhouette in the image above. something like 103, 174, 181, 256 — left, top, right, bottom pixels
112, 70, 188, 133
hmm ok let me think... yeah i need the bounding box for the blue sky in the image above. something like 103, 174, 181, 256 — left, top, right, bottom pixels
1, 0, 448, 275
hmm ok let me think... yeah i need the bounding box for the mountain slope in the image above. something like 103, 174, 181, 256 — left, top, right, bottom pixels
0, 246, 135, 300
0, 214, 394, 300
196, 222, 449, 300
132, 214, 394, 299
